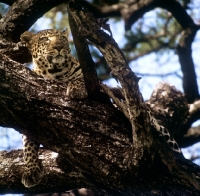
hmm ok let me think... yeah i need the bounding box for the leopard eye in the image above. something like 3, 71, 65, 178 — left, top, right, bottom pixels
60, 36, 68, 42
39, 37, 49, 42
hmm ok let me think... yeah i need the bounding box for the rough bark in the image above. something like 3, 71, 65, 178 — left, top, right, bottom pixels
0, 0, 66, 42
1, 0, 200, 143
82, 0, 200, 146
2, 53, 198, 195
0, 53, 133, 194
0, 0, 200, 195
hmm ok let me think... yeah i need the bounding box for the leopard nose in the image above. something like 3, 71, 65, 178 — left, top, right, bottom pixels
52, 45, 63, 52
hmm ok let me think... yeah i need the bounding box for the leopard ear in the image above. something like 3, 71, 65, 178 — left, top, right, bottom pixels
20, 31, 35, 49
62, 29, 69, 37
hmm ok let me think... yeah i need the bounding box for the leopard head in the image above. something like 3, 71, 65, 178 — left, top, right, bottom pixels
20, 29, 71, 77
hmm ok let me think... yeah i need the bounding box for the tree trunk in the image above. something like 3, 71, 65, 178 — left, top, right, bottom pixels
0, 0, 200, 195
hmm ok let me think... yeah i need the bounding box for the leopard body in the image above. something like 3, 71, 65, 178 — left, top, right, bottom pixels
20, 29, 87, 188
146, 109, 181, 153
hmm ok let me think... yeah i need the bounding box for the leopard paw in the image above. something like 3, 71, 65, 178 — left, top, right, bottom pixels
22, 163, 44, 188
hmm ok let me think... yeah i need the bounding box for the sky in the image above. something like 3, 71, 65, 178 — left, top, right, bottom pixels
1, 3, 200, 191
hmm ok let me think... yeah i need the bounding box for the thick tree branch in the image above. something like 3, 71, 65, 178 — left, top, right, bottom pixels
0, 0, 67, 63
0, 42, 31, 63
66, 2, 200, 194
0, 53, 136, 194
0, 149, 97, 194
1, 0, 200, 195
67, 1, 159, 169
0, 0, 66, 42
176, 27, 200, 103
1, 146, 200, 195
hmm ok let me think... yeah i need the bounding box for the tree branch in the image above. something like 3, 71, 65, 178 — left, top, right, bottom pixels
0, 0, 67, 63
81, 0, 121, 18
0, 0, 66, 42
176, 100, 200, 147
0, 149, 96, 194
81, 0, 200, 103
0, 0, 15, 6
67, 1, 159, 169
176, 26, 200, 103
0, 53, 136, 194
180, 126, 200, 148
66, 3, 200, 194
68, 12, 109, 102
1, 0, 200, 194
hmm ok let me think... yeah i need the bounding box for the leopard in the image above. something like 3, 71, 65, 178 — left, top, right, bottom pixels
106, 87, 182, 155
20, 29, 88, 188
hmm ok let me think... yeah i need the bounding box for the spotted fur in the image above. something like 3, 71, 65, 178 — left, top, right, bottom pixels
21, 135, 43, 188
21, 29, 87, 99
146, 108, 181, 153
20, 29, 88, 188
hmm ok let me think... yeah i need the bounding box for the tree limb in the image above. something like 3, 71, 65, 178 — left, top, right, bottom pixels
0, 0, 66, 63
1, 0, 200, 195
68, 12, 109, 102
0, 53, 136, 194
176, 26, 200, 103
66, 2, 200, 194
180, 126, 200, 148
68, 1, 160, 170
0, 0, 15, 6
0, 0, 66, 42
176, 100, 200, 147
82, 0, 200, 103
1, 148, 200, 195
0, 149, 97, 194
